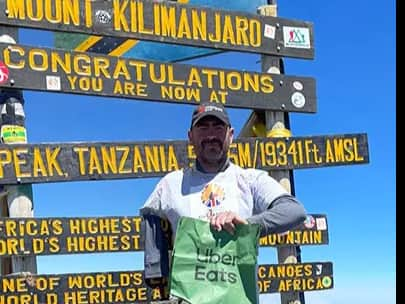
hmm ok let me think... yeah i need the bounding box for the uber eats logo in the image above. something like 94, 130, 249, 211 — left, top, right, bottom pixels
194, 247, 238, 284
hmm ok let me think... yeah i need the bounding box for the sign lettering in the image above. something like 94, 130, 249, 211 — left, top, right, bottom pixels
0, 0, 314, 59
0, 42, 317, 113
0, 263, 332, 302
257, 262, 334, 293
0, 134, 369, 185
259, 214, 329, 247
0, 214, 327, 256
0, 217, 143, 256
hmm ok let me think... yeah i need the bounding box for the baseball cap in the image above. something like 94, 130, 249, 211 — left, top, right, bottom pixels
190, 102, 230, 128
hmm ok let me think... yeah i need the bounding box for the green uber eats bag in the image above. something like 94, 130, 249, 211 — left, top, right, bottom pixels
169, 216, 260, 304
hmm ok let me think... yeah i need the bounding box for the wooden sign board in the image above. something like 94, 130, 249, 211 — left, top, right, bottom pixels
0, 214, 327, 257
0, 0, 315, 59
54, 0, 268, 62
0, 216, 144, 257
260, 214, 329, 247
0, 263, 333, 302
0, 133, 369, 185
258, 262, 333, 293
0, 42, 317, 113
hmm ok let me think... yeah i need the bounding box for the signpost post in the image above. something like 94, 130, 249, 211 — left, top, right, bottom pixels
257, 2, 303, 303
0, 26, 36, 276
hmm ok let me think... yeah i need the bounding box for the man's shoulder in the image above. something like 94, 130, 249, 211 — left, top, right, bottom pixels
160, 168, 187, 183
228, 163, 267, 178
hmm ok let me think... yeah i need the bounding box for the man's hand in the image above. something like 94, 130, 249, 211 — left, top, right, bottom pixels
210, 211, 248, 235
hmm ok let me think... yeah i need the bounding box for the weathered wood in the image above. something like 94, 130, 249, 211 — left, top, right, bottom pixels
0, 0, 315, 59
258, 3, 304, 304
0, 42, 317, 113
0, 214, 328, 257
0, 27, 36, 275
0, 262, 333, 301
0, 134, 369, 185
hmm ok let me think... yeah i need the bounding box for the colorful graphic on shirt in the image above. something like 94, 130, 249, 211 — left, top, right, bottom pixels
201, 184, 225, 208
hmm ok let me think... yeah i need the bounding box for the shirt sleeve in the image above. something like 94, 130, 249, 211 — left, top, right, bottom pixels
249, 169, 290, 213
247, 194, 307, 237
247, 170, 307, 236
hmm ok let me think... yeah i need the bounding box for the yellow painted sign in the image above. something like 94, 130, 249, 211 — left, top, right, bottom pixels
0, 0, 315, 59
259, 214, 329, 247
0, 134, 369, 185
0, 214, 327, 257
0, 263, 332, 302
257, 262, 333, 293
0, 42, 317, 112
0, 216, 143, 256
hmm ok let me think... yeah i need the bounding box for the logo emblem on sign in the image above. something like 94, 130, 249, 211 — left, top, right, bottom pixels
303, 215, 316, 229
283, 26, 311, 49
95, 10, 112, 24
201, 184, 224, 208
0, 61, 9, 84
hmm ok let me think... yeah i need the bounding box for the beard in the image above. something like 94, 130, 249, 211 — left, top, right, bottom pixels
199, 139, 227, 164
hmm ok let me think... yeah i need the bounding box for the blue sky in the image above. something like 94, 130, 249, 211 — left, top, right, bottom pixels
2, 0, 396, 303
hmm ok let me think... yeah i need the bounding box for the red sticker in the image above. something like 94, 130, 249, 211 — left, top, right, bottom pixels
0, 61, 9, 84
303, 215, 316, 229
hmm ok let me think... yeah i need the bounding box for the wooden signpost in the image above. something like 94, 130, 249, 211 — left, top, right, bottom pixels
0, 0, 314, 59
0, 134, 368, 185
0, 0, 370, 303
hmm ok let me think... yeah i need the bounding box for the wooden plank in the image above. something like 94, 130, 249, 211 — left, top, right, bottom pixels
0, 216, 144, 256
0, 0, 314, 59
257, 262, 333, 293
0, 133, 369, 185
0, 214, 328, 257
0, 42, 317, 113
54, 0, 267, 61
259, 214, 329, 247
0, 262, 333, 301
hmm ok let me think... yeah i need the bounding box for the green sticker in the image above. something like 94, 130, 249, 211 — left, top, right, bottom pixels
322, 276, 332, 288
1, 125, 27, 143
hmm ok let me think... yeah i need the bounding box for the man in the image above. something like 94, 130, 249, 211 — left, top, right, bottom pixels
140, 102, 306, 294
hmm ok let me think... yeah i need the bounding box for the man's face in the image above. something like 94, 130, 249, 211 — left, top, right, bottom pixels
188, 116, 234, 166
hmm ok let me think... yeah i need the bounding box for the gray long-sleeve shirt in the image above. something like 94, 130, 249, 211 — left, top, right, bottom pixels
141, 162, 306, 282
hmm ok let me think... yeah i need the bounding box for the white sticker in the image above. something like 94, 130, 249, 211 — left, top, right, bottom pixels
264, 24, 276, 39
316, 217, 327, 230
14, 102, 25, 117
0, 104, 6, 114
293, 81, 304, 91
96, 10, 112, 24
291, 92, 306, 108
0, 35, 16, 44
46, 76, 61, 91
267, 66, 280, 74
283, 26, 311, 49
315, 264, 323, 275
